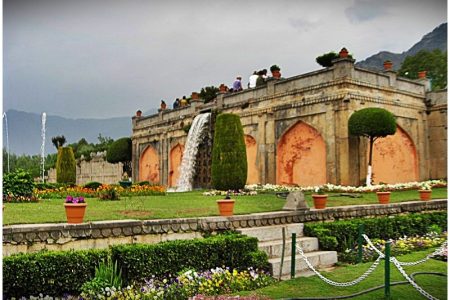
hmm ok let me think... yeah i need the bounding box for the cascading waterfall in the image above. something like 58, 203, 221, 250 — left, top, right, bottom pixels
176, 113, 211, 192
3, 112, 10, 173
40, 112, 47, 182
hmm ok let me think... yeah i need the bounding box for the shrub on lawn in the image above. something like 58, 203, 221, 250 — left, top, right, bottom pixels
2, 168, 36, 202
211, 113, 247, 191
111, 233, 269, 285
84, 181, 103, 190
3, 234, 269, 298
56, 147, 76, 184
3, 249, 108, 299
304, 212, 447, 253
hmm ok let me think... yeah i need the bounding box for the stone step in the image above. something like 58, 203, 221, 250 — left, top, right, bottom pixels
237, 223, 304, 242
258, 236, 319, 258
270, 250, 338, 278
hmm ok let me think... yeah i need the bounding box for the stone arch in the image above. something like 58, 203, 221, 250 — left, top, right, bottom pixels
371, 125, 418, 184
276, 121, 326, 186
139, 145, 160, 183
169, 143, 184, 187
245, 135, 259, 184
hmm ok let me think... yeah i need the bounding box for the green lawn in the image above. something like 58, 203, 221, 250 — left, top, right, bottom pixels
2, 188, 447, 225
240, 249, 448, 299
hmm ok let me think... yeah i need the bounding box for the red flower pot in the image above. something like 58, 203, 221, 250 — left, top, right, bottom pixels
312, 194, 328, 209
217, 199, 235, 216
419, 190, 432, 201
64, 203, 87, 224
376, 192, 391, 204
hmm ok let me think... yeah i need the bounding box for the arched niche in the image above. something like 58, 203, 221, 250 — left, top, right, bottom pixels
169, 143, 184, 187
276, 121, 326, 186
372, 125, 418, 184
139, 145, 160, 183
244, 135, 259, 184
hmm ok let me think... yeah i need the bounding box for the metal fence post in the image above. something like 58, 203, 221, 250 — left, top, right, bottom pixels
385, 241, 391, 299
291, 233, 296, 279
358, 224, 365, 263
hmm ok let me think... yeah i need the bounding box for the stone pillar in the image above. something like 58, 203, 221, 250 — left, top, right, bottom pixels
417, 110, 430, 181
334, 100, 352, 185
131, 139, 139, 182
332, 57, 356, 79
265, 110, 276, 183
160, 133, 169, 186
324, 103, 337, 184
257, 113, 267, 184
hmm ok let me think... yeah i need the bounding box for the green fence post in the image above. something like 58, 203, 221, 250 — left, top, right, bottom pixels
358, 224, 365, 263
291, 233, 296, 279
385, 241, 391, 299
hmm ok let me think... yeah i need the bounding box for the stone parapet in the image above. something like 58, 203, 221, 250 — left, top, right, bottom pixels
3, 200, 446, 256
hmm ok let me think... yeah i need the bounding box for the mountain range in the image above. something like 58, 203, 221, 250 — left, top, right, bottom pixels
3, 23, 447, 155
356, 23, 447, 71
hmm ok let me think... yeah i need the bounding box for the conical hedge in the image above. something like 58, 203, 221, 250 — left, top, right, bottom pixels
56, 147, 76, 184
211, 113, 247, 191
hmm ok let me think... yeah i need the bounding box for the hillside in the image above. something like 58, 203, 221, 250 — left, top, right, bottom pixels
356, 23, 447, 71
3, 110, 132, 155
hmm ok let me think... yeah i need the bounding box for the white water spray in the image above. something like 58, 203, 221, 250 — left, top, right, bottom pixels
3, 112, 10, 173
40, 112, 47, 182
175, 113, 211, 192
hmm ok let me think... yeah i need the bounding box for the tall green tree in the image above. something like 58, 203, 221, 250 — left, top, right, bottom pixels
398, 49, 447, 90
211, 113, 247, 191
199, 86, 219, 103
348, 108, 396, 186
106, 137, 132, 176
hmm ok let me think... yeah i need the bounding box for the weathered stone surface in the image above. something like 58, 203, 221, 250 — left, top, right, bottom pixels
283, 191, 309, 211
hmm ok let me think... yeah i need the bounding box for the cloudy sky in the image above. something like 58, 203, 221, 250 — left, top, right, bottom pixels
4, 0, 447, 119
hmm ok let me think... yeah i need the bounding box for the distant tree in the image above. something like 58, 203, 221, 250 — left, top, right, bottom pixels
106, 137, 132, 176
211, 113, 247, 191
51, 135, 66, 150
398, 49, 447, 90
348, 108, 396, 186
199, 86, 219, 103
3, 148, 56, 178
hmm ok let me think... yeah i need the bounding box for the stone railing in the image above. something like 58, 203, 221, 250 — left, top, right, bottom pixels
3, 200, 446, 256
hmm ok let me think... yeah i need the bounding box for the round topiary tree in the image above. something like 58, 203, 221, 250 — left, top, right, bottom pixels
56, 147, 76, 184
106, 137, 132, 176
348, 107, 397, 186
211, 113, 247, 191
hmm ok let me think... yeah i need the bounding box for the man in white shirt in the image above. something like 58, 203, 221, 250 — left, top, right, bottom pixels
248, 71, 258, 88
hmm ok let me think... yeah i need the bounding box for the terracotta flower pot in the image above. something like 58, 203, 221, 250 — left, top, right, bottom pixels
383, 61, 393, 71
64, 203, 87, 224
339, 48, 349, 58
376, 192, 391, 204
418, 71, 427, 79
312, 194, 328, 209
217, 199, 235, 216
419, 190, 432, 201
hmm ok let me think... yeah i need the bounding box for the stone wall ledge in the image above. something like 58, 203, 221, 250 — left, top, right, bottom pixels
3, 200, 446, 255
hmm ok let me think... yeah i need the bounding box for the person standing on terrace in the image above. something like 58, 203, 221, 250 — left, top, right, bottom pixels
233, 76, 243, 92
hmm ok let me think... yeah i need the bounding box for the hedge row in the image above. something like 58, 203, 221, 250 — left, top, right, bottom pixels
3, 234, 268, 298
303, 212, 447, 252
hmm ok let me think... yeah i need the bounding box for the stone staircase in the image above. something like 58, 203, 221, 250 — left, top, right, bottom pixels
237, 224, 337, 279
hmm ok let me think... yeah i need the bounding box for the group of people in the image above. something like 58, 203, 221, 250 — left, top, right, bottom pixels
171, 96, 189, 109
229, 68, 274, 93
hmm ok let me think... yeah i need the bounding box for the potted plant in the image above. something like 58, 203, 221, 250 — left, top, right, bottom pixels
64, 196, 87, 224
270, 65, 281, 79
376, 185, 391, 204
339, 47, 349, 58
217, 192, 235, 216
418, 182, 432, 201
383, 60, 393, 71
312, 187, 328, 209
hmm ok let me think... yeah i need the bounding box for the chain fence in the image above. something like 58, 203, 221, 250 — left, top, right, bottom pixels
293, 234, 447, 300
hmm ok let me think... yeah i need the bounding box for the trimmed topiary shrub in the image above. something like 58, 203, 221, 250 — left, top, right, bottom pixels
3, 249, 108, 299
56, 147, 76, 184
211, 113, 247, 191
3, 234, 269, 298
348, 107, 396, 185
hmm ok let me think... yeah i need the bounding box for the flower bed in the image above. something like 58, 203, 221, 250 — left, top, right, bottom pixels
245, 179, 446, 194
80, 267, 274, 300
340, 232, 447, 263
34, 184, 166, 199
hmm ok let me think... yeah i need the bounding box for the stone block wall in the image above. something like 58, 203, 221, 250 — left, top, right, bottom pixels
48, 152, 123, 185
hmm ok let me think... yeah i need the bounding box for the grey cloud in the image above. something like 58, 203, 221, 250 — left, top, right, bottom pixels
345, 0, 388, 23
